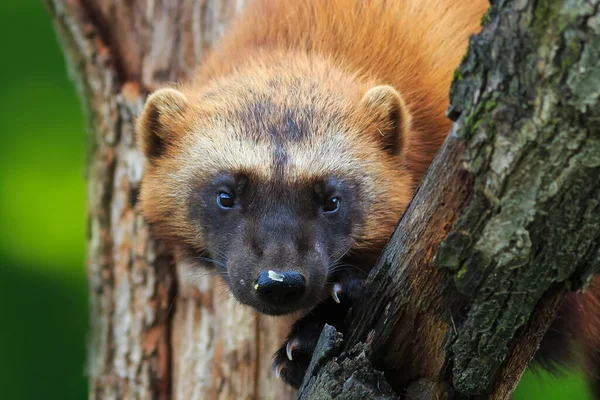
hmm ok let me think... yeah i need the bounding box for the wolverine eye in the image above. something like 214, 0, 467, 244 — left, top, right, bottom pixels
217, 191, 235, 209
322, 197, 340, 214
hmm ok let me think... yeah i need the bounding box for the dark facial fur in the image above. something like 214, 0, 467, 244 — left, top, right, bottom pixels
184, 172, 363, 315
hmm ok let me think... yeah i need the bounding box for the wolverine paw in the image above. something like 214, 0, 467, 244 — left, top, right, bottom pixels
273, 317, 325, 389
272, 277, 365, 389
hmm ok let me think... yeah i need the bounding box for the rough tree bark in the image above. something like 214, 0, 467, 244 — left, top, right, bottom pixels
45, 0, 599, 399
44, 1, 297, 399
299, 0, 600, 399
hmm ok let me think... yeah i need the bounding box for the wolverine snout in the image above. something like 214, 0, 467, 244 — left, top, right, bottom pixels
254, 270, 307, 305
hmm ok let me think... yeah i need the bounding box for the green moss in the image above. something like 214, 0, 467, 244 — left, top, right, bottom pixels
561, 37, 583, 73
534, 0, 559, 30
456, 267, 468, 279
480, 8, 492, 27
434, 232, 471, 271
453, 69, 465, 83
484, 99, 497, 111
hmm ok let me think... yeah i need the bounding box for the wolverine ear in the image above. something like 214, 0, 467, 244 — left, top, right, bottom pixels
137, 88, 189, 162
360, 85, 411, 155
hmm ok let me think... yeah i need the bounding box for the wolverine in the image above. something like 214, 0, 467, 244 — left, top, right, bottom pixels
137, 0, 600, 393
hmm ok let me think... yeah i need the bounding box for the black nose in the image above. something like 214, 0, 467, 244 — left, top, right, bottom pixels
254, 270, 306, 305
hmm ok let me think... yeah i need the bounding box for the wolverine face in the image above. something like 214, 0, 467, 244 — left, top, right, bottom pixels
185, 172, 361, 315
136, 62, 414, 315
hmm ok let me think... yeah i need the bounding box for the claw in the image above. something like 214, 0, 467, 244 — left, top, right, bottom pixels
332, 283, 343, 303
286, 339, 299, 361
273, 362, 285, 380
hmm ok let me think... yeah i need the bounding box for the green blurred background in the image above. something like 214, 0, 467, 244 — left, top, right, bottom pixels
0, 1, 591, 399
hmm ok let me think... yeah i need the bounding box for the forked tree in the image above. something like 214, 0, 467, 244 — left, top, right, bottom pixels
45, 0, 600, 399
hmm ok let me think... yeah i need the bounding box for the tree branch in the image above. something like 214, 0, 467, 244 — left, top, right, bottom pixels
299, 0, 600, 397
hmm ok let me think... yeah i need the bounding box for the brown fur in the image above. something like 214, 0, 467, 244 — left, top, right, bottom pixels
192, 0, 490, 179
138, 0, 489, 250
136, 0, 600, 393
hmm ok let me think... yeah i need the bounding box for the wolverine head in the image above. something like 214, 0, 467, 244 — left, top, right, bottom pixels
137, 57, 414, 315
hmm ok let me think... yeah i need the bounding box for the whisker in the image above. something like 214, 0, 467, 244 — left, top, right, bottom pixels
310, 292, 326, 305
330, 243, 354, 266
194, 256, 227, 268
327, 259, 369, 276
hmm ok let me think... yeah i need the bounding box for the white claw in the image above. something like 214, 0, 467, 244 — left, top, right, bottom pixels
274, 363, 284, 379
332, 283, 343, 304
286, 339, 299, 361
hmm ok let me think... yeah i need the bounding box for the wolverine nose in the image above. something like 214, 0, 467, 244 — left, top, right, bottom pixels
254, 270, 306, 305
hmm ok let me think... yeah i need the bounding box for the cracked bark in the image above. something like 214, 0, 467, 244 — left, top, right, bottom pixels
45, 0, 295, 399
298, 0, 600, 399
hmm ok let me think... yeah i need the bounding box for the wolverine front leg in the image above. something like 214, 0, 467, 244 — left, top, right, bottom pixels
273, 270, 367, 388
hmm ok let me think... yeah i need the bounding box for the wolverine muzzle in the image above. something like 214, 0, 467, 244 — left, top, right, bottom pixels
254, 270, 306, 305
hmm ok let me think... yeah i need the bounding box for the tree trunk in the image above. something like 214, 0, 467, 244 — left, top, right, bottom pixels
45, 1, 295, 399
299, 0, 600, 398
